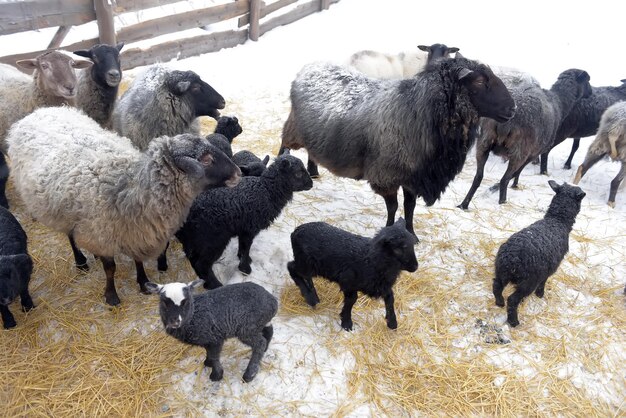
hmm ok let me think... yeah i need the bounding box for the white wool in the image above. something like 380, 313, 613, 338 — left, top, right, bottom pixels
161, 282, 187, 306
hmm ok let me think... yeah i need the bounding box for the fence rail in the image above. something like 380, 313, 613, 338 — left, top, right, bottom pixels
0, 0, 339, 71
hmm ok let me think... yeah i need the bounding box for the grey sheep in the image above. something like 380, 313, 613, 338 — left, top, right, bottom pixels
0, 206, 34, 329
280, 58, 515, 235
493, 181, 586, 327
549, 80, 626, 170
459, 69, 591, 209
574, 101, 626, 207
112, 64, 225, 150
73, 42, 124, 128
288, 218, 418, 331
6, 106, 241, 306
146, 279, 278, 383
232, 150, 270, 176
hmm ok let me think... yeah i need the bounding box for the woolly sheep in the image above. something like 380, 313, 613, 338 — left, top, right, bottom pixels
280, 58, 515, 235
232, 150, 270, 176
174, 154, 313, 289
459, 68, 591, 209
0, 206, 34, 329
493, 181, 585, 327
549, 80, 626, 170
348, 43, 460, 79
146, 279, 278, 383
112, 64, 225, 150
73, 42, 124, 127
6, 106, 241, 306
573, 101, 626, 207
288, 218, 418, 331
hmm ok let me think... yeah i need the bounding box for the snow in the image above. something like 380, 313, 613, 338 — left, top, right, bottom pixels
2, 0, 626, 415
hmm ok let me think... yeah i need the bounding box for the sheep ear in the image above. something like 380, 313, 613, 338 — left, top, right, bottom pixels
173, 81, 191, 95
280, 148, 291, 156
188, 279, 204, 290
577, 71, 590, 83
548, 180, 561, 193
239, 164, 253, 176
417, 45, 430, 52
262, 155, 270, 166
72, 59, 93, 69
16, 59, 38, 70
621, 79, 626, 84
576, 189, 586, 200
116, 42, 125, 52
457, 68, 474, 81
278, 157, 291, 171
455, 52, 465, 59
174, 156, 205, 179
394, 218, 406, 228
73, 49, 92, 59
447, 47, 460, 54
145, 282, 162, 294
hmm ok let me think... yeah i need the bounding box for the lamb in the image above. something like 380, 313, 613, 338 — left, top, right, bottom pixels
280, 57, 515, 235
548, 80, 626, 170
206, 115, 244, 159
458, 68, 591, 209
146, 279, 277, 383
573, 101, 626, 207
493, 181, 585, 327
111, 64, 225, 150
73, 42, 124, 127
173, 154, 312, 289
0, 206, 34, 329
6, 106, 241, 306
288, 218, 418, 331
348, 43, 460, 79
232, 150, 270, 176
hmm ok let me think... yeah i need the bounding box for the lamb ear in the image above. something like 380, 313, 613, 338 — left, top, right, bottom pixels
394, 218, 406, 228
174, 156, 205, 179
262, 155, 270, 166
116, 42, 125, 52
457, 68, 474, 81
577, 70, 590, 83
16, 59, 38, 70
280, 148, 291, 156
455, 52, 465, 59
417, 45, 430, 52
278, 157, 292, 171
145, 282, 162, 294
447, 47, 460, 54
72, 59, 93, 69
188, 279, 204, 290
239, 164, 253, 176
548, 180, 561, 193
73, 49, 92, 59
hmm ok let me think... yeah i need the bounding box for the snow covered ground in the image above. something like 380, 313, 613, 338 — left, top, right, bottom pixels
2, 0, 626, 416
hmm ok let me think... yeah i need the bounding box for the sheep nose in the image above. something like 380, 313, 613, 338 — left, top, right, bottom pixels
217, 98, 226, 109
107, 70, 120, 79
65, 85, 76, 96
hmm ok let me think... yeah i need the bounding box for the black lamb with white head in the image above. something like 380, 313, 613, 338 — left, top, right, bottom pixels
288, 218, 418, 331
174, 154, 313, 289
0, 206, 34, 329
493, 181, 586, 327
146, 280, 278, 383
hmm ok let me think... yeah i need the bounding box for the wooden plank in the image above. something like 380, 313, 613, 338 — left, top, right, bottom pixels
0, 37, 99, 67
94, 0, 116, 45
0, 0, 94, 36
112, 0, 182, 14
117, 1, 249, 45
248, 0, 262, 41
259, 0, 319, 37
238, 0, 297, 27
47, 26, 72, 49
120, 30, 249, 70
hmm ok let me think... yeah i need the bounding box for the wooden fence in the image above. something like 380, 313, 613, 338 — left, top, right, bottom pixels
0, 0, 340, 70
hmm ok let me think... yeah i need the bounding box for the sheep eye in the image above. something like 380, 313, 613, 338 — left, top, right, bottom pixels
40, 62, 50, 70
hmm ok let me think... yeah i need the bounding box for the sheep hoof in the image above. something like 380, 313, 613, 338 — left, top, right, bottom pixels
535, 289, 545, 298
507, 318, 519, 328
341, 320, 353, 331
387, 319, 398, 330
489, 184, 499, 193
608, 201, 616, 209
495, 299, 505, 307
242, 370, 257, 383
76, 263, 89, 272
21, 303, 35, 312
105, 293, 121, 306
457, 203, 469, 211
238, 263, 252, 275
563, 163, 572, 170
209, 369, 224, 382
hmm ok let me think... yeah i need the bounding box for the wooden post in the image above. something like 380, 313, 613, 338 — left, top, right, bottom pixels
321, 0, 331, 10
94, 0, 116, 45
249, 0, 261, 41
47, 26, 72, 49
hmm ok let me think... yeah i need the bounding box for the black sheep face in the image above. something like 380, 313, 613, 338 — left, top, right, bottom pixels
0, 255, 29, 306
276, 155, 313, 191
417, 43, 459, 63
375, 218, 419, 272
146, 280, 203, 330
215, 116, 243, 142
459, 65, 516, 123
167, 70, 225, 119
74, 42, 124, 87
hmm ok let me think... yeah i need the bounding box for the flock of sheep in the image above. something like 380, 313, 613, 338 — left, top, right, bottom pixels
0, 40, 624, 383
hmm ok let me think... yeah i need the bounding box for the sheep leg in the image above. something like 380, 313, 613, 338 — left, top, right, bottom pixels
287, 261, 320, 306
493, 276, 505, 307
401, 187, 418, 238
563, 138, 580, 169
608, 130, 620, 159
68, 233, 89, 271
573, 152, 606, 184
20, 289, 34, 312
539, 152, 549, 176
240, 333, 268, 383
340, 291, 358, 331
134, 261, 150, 293
204, 342, 224, 381
157, 241, 169, 272
100, 256, 120, 306
608, 161, 626, 208
458, 146, 490, 209
237, 233, 254, 275
188, 253, 223, 289
506, 281, 535, 327
382, 192, 399, 227
306, 158, 319, 178
262, 325, 274, 351
383, 291, 397, 329
0, 305, 16, 329
511, 156, 534, 189
535, 278, 548, 298
498, 158, 528, 204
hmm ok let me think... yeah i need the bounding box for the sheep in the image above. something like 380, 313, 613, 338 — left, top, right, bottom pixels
111, 64, 226, 150
0, 206, 34, 329
547, 79, 626, 170
493, 181, 585, 327
280, 57, 516, 235
206, 116, 244, 159
146, 279, 278, 383
348, 43, 460, 79
232, 150, 270, 176
173, 154, 312, 289
6, 106, 241, 306
73, 42, 124, 128
458, 68, 591, 209
287, 218, 418, 331
573, 101, 626, 207
492, 66, 540, 90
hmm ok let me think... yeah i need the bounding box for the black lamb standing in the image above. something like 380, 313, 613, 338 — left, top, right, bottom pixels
493, 181, 585, 327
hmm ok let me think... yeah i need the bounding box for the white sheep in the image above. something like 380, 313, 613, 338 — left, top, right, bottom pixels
6, 106, 241, 306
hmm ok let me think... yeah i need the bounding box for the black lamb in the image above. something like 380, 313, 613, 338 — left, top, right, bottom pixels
0, 206, 34, 329
206, 116, 243, 159
280, 57, 515, 236
174, 154, 313, 289
232, 150, 270, 176
493, 181, 585, 327
288, 218, 418, 331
